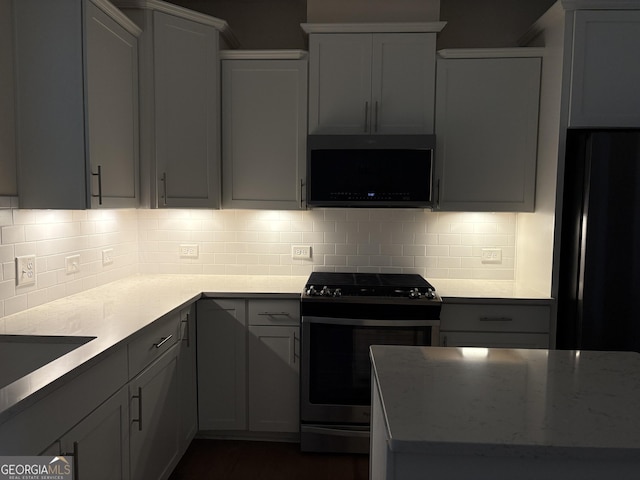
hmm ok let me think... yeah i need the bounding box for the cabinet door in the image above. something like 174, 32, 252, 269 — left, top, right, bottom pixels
85, 1, 139, 208
196, 299, 247, 431
13, 0, 139, 209
59, 388, 130, 480
248, 325, 300, 432
372, 33, 435, 134
129, 345, 180, 480
308, 34, 372, 134
435, 56, 540, 211
177, 306, 197, 453
154, 12, 220, 208
222, 58, 307, 209
569, 10, 640, 127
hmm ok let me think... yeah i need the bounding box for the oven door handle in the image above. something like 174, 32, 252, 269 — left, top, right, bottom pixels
302, 315, 440, 328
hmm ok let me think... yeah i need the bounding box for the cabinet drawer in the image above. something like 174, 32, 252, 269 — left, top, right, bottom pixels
441, 331, 549, 349
128, 312, 180, 378
248, 299, 300, 326
440, 304, 550, 333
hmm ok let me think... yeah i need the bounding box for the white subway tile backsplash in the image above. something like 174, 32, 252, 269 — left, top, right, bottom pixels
0, 204, 518, 319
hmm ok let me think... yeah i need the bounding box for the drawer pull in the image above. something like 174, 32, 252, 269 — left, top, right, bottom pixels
153, 334, 173, 349
479, 316, 513, 322
258, 312, 291, 317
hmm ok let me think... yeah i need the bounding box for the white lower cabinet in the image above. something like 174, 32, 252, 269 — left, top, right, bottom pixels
197, 297, 300, 436
439, 302, 551, 349
247, 300, 300, 433
129, 344, 180, 480
58, 387, 130, 480
197, 299, 247, 431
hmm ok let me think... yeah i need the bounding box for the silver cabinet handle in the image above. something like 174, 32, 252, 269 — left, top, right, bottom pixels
300, 178, 305, 209
479, 317, 513, 322
131, 387, 143, 431
91, 165, 102, 205
364, 101, 369, 132
153, 334, 173, 348
160, 172, 168, 206
181, 314, 190, 348
258, 312, 291, 317
374, 101, 379, 132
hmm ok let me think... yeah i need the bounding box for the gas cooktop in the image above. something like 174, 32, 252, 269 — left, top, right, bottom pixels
303, 272, 438, 300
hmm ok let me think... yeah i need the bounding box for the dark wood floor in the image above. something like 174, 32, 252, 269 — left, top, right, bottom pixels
168, 439, 369, 480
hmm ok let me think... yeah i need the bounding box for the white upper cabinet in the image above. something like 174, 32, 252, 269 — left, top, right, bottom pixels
568, 10, 640, 127
115, 1, 238, 209
434, 49, 542, 212
304, 24, 444, 135
13, 0, 141, 209
221, 51, 308, 209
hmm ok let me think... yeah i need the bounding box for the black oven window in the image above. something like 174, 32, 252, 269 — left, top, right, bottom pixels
308, 323, 430, 406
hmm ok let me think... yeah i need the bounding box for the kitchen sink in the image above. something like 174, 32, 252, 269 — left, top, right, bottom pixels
0, 334, 96, 389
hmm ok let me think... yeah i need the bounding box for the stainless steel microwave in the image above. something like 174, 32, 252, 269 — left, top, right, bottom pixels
306, 134, 436, 208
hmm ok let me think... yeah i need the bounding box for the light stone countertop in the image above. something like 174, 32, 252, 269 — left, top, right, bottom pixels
370, 345, 640, 459
0, 274, 308, 422
0, 274, 550, 423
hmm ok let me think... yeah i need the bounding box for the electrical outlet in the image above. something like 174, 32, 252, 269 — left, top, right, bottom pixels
179, 244, 199, 258
102, 248, 114, 265
291, 245, 312, 260
481, 248, 502, 264
16, 255, 36, 286
65, 254, 80, 274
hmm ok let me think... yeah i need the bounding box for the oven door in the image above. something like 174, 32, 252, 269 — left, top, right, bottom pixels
300, 315, 439, 425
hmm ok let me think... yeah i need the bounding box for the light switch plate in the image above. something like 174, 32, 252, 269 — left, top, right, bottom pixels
16, 255, 36, 286
65, 254, 80, 274
102, 248, 114, 265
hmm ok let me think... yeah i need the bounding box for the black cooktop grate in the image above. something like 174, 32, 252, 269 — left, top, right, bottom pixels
306, 272, 435, 291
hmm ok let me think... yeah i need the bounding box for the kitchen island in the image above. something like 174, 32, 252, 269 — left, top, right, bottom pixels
370, 345, 640, 480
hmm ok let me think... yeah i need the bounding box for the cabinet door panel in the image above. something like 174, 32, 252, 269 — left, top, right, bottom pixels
570, 10, 640, 127
222, 59, 307, 209
248, 325, 300, 432
435, 56, 540, 211
154, 12, 219, 208
196, 299, 247, 430
86, 1, 139, 208
129, 346, 180, 480
308, 34, 372, 134
372, 33, 435, 134
60, 388, 130, 480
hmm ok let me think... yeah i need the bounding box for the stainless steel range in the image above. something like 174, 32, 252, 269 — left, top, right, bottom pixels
300, 272, 442, 454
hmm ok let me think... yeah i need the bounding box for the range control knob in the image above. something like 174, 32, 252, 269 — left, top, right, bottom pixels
408, 288, 422, 299
305, 285, 317, 296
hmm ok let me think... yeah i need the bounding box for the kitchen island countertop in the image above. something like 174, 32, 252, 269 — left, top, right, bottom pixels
370, 345, 640, 479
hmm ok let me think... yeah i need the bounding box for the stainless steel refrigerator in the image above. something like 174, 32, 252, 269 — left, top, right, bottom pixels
556, 129, 640, 352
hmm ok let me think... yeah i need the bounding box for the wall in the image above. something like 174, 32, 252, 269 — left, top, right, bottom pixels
516, 2, 565, 298
0, 205, 517, 319
169, 0, 555, 49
